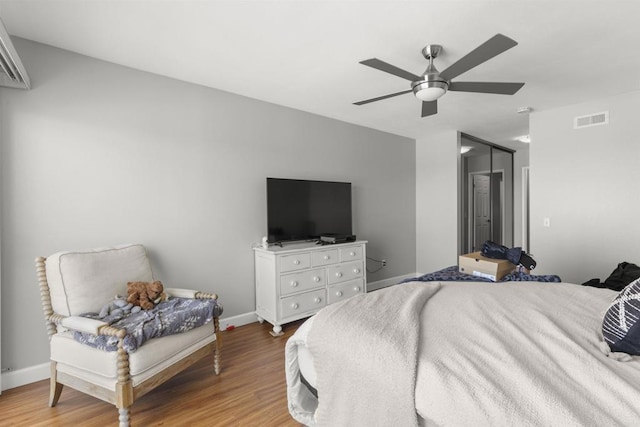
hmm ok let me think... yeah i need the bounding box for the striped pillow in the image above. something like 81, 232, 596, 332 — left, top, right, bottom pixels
602, 278, 640, 355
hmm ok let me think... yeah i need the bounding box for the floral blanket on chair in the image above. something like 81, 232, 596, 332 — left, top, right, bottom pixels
74, 297, 223, 353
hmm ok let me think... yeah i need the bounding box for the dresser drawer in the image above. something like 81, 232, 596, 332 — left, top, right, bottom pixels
279, 253, 311, 272
280, 289, 326, 318
311, 249, 339, 267
280, 269, 325, 296
327, 260, 364, 285
328, 278, 365, 304
340, 245, 363, 262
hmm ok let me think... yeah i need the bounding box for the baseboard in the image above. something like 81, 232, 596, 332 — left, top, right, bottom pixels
367, 273, 420, 292
1, 362, 50, 391
218, 311, 258, 331
1, 311, 260, 391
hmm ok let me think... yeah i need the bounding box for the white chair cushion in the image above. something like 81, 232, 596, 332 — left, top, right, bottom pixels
46, 244, 153, 316
51, 323, 216, 388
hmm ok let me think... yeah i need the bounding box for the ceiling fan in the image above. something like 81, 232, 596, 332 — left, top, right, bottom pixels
354, 33, 524, 117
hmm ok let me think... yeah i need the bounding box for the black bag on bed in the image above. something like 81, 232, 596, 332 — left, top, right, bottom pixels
604, 261, 640, 291
583, 262, 640, 291
605, 262, 640, 290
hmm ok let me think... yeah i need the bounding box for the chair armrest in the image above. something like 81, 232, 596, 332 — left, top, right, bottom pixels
52, 314, 125, 339
61, 316, 109, 335
165, 288, 219, 300
164, 288, 197, 298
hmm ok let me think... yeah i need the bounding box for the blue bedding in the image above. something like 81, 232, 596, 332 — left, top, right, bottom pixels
401, 265, 561, 284
74, 297, 223, 353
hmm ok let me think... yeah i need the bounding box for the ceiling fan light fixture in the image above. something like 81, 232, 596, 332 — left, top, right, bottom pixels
412, 80, 448, 101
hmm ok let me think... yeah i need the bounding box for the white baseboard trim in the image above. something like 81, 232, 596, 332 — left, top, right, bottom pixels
218, 311, 258, 331
0, 311, 260, 391
2, 362, 50, 391
367, 273, 420, 292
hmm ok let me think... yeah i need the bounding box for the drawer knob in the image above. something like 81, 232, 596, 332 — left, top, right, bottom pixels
313, 276, 321, 282
293, 259, 300, 265
291, 303, 299, 310
349, 251, 356, 256
336, 291, 343, 297
290, 281, 298, 287
353, 268, 360, 274
314, 297, 322, 303
335, 272, 343, 278
324, 255, 330, 260
354, 286, 361, 292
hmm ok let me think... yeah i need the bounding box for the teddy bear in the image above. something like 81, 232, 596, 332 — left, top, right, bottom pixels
126, 280, 166, 310
126, 280, 167, 310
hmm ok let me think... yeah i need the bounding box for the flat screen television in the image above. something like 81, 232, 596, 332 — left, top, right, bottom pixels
266, 178, 352, 244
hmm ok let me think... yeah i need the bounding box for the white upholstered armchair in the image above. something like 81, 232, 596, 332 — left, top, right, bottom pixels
35, 244, 222, 426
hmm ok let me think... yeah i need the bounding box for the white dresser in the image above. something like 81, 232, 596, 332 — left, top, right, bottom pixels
254, 240, 367, 335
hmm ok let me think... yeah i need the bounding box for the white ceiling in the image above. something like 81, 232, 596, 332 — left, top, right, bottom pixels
1, 0, 639, 150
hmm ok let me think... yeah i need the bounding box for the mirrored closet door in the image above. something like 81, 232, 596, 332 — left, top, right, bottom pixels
459, 133, 514, 254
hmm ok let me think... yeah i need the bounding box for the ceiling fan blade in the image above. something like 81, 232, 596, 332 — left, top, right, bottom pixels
421, 100, 437, 117
359, 58, 422, 81
448, 81, 524, 95
353, 89, 413, 105
439, 34, 518, 81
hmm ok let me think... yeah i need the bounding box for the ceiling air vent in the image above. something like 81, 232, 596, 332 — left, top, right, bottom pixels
574, 111, 609, 129
0, 17, 30, 90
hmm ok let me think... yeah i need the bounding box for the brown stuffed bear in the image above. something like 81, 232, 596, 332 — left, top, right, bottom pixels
126, 280, 166, 310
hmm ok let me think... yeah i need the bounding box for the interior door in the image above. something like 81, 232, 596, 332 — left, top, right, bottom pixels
473, 174, 491, 250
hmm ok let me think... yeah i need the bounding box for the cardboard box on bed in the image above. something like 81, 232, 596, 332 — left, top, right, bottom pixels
458, 251, 516, 282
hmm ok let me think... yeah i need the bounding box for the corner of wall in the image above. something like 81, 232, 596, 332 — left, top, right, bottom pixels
415, 131, 459, 273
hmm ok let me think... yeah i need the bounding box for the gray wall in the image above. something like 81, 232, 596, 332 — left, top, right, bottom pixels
0, 39, 416, 371
415, 130, 459, 274
529, 90, 640, 283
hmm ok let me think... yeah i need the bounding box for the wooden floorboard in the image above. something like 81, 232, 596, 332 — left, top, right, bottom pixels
0, 319, 306, 426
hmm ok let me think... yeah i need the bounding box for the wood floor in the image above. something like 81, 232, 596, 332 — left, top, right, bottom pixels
0, 319, 306, 426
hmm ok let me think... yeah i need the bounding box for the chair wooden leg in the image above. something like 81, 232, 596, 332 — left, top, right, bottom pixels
49, 380, 63, 407
118, 407, 130, 427
214, 345, 221, 375
214, 317, 221, 375
49, 362, 63, 407
113, 333, 133, 427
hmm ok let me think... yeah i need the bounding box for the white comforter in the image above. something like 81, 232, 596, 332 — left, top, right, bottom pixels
286, 281, 640, 426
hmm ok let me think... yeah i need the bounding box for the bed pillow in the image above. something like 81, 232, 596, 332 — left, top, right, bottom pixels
602, 277, 640, 355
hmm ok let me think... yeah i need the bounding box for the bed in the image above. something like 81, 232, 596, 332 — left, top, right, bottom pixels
285, 279, 640, 426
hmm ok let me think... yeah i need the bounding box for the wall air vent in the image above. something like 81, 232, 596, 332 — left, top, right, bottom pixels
0, 17, 30, 89
574, 111, 609, 129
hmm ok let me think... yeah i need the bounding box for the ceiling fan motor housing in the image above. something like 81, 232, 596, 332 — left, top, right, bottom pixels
412, 46, 448, 101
